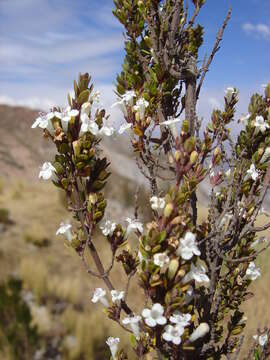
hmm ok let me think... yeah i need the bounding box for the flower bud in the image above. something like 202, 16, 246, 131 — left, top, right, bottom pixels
174, 151, 181, 162
144, 36, 152, 48
73, 140, 81, 157
214, 147, 221, 157
89, 193, 98, 205
181, 120, 189, 133
170, 216, 182, 226
189, 323, 210, 342
164, 203, 174, 218
146, 116, 151, 125
168, 259, 179, 280
231, 325, 244, 336
184, 137, 195, 153
176, 269, 185, 279
258, 148, 264, 157
190, 151, 198, 165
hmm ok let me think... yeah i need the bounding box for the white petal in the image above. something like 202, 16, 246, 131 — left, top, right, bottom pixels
152, 303, 164, 315
31, 117, 41, 128
156, 316, 167, 325
172, 337, 181, 345
142, 309, 151, 318
89, 122, 99, 135
162, 332, 172, 342
145, 317, 156, 327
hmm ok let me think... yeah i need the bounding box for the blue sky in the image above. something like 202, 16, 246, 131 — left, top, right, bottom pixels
0, 0, 269, 121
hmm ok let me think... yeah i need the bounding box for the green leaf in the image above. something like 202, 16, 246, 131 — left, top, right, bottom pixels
129, 334, 137, 349
53, 162, 65, 175
159, 230, 167, 243
254, 349, 261, 360
78, 89, 90, 105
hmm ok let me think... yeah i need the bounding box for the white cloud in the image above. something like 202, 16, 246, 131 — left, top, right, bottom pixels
0, 95, 55, 111
242, 22, 270, 40
208, 97, 222, 109
0, 34, 123, 67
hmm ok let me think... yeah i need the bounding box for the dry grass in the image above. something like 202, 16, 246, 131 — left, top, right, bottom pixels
20, 259, 49, 303
23, 224, 50, 247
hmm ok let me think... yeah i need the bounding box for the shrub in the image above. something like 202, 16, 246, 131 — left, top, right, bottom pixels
31, 1, 270, 358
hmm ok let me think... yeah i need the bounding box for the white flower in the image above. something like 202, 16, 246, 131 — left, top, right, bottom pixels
189, 323, 210, 342
92, 90, 100, 104
159, 117, 180, 139
153, 253, 170, 268
245, 262, 261, 281
150, 196, 166, 210
39, 162, 57, 181
162, 324, 184, 345
61, 106, 79, 132
259, 334, 268, 347
122, 315, 141, 339
246, 164, 259, 181
106, 337, 120, 360
111, 290, 125, 304
239, 113, 250, 126
99, 220, 116, 236
81, 102, 91, 116
31, 112, 57, 135
80, 113, 99, 135
56, 222, 73, 242
118, 123, 132, 134
142, 303, 167, 327
225, 87, 237, 102
254, 115, 270, 134
98, 124, 115, 137
112, 90, 136, 117
183, 263, 210, 284
176, 232, 201, 260
91, 288, 109, 307
260, 147, 270, 163
169, 311, 191, 328
122, 90, 136, 104
113, 99, 128, 116
133, 98, 149, 120
80, 114, 114, 137
126, 218, 143, 236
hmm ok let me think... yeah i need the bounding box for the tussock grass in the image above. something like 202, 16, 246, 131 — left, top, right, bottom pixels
48, 276, 84, 306
61, 307, 107, 359
0, 208, 10, 224
20, 259, 48, 303
23, 224, 50, 247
